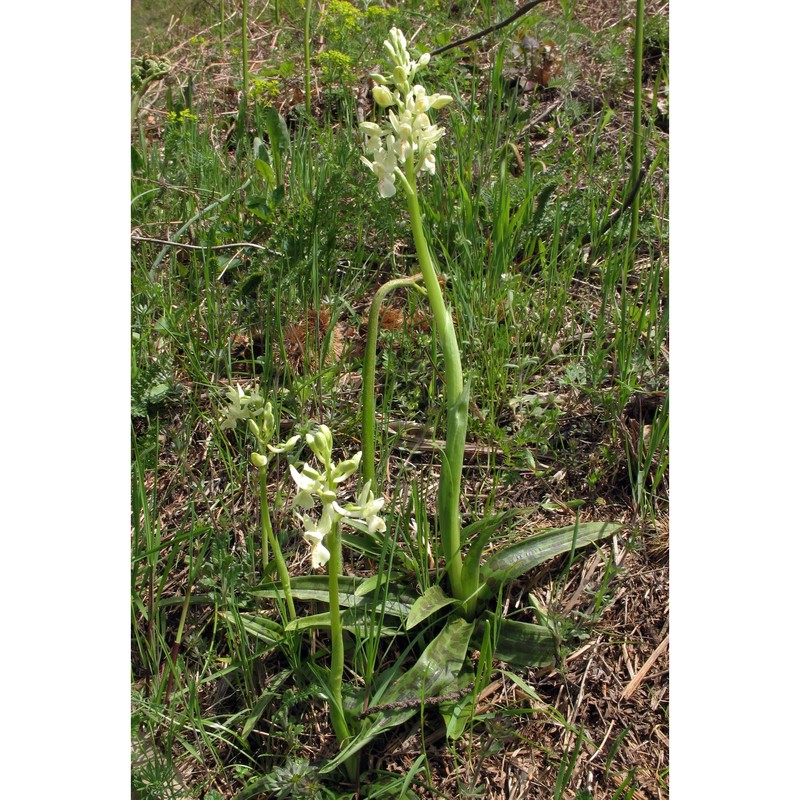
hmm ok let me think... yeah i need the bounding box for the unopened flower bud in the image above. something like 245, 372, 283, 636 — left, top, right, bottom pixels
392, 65, 408, 86
262, 402, 275, 436
267, 434, 301, 454
372, 85, 395, 108
332, 452, 363, 483
250, 452, 268, 468
430, 94, 453, 109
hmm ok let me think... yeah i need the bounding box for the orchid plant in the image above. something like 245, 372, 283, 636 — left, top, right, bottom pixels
221, 28, 622, 783
287, 425, 385, 753
359, 27, 473, 615
355, 28, 621, 666
219, 383, 298, 620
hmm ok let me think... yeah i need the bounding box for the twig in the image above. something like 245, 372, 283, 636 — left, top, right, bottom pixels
132, 234, 282, 255
358, 685, 474, 719
587, 720, 616, 764
430, 1, 550, 57
620, 633, 669, 701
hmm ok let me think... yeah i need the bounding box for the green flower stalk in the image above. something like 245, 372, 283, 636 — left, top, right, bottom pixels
303, 0, 313, 119
361, 272, 426, 490
289, 425, 386, 747
241, 0, 249, 100
359, 28, 475, 615
628, 0, 645, 263
220, 384, 298, 620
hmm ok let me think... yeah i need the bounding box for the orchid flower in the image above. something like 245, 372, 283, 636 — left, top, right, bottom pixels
360, 27, 453, 190
219, 383, 265, 430
289, 428, 385, 570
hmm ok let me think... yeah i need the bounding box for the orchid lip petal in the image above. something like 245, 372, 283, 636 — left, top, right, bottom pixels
289, 464, 317, 492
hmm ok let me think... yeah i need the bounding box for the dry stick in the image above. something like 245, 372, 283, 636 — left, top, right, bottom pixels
429, 0, 550, 57
620, 633, 669, 701
357, 685, 474, 719
134, 235, 262, 250
132, 234, 282, 254
587, 720, 616, 764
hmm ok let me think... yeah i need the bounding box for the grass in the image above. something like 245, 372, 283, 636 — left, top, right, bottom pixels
132, 2, 668, 798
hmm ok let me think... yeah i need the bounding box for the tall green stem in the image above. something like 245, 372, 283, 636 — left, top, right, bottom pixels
241, 0, 249, 99
303, 0, 313, 119
259, 464, 296, 620
361, 274, 425, 490
326, 519, 350, 745
403, 164, 467, 606
628, 0, 645, 261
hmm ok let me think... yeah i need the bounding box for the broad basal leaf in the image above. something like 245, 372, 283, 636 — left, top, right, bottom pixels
284, 608, 400, 636
251, 575, 417, 619
479, 521, 622, 597
321, 617, 474, 772
474, 613, 559, 667
405, 585, 457, 630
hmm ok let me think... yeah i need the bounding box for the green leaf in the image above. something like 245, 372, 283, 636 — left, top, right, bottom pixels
220, 611, 283, 646
440, 669, 476, 740
145, 382, 170, 402
498, 670, 544, 704
474, 613, 559, 667
284, 608, 400, 635
462, 508, 531, 588
354, 573, 397, 597
251, 575, 417, 618
131, 145, 143, 172
405, 585, 457, 630
321, 617, 474, 772
241, 669, 291, 738
461, 507, 531, 546
252, 136, 269, 162
270, 185, 285, 208
479, 521, 622, 596
245, 194, 271, 220
254, 158, 275, 188
264, 106, 290, 153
